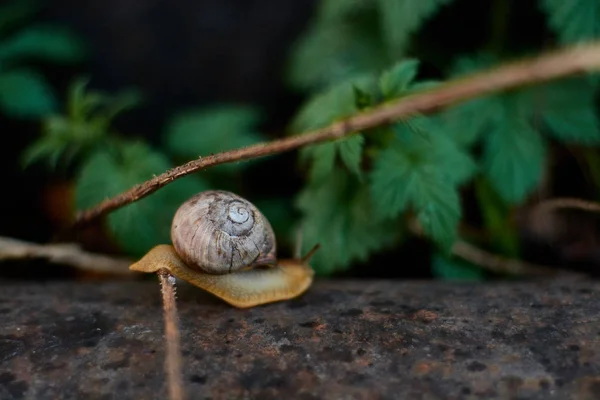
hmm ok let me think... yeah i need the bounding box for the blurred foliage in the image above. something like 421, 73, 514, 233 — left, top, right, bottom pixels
16, 0, 600, 279
0, 0, 85, 118
23, 80, 276, 258
284, 0, 600, 277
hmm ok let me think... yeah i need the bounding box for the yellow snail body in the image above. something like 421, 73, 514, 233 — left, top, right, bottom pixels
129, 190, 315, 308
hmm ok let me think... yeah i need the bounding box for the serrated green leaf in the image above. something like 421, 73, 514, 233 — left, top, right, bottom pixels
431, 253, 485, 281
291, 75, 376, 133
338, 134, 364, 177
414, 171, 461, 252
431, 54, 500, 147
369, 142, 415, 219
0, 68, 56, 117
530, 77, 600, 145
76, 142, 210, 256
432, 95, 500, 147
352, 84, 373, 110
372, 119, 476, 194
410, 118, 478, 185
370, 125, 462, 251
296, 167, 399, 275
379, 59, 420, 99
302, 134, 365, 181
0, 24, 86, 64
307, 142, 336, 182
541, 0, 600, 44
482, 95, 547, 203
376, 0, 453, 55
165, 105, 266, 173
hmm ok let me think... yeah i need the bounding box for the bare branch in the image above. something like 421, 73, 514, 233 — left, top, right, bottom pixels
407, 218, 586, 279
72, 42, 600, 228
534, 197, 600, 214
158, 269, 185, 400
0, 236, 132, 275
451, 240, 583, 278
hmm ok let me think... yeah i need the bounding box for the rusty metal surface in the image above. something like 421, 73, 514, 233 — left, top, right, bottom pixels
1, 279, 600, 399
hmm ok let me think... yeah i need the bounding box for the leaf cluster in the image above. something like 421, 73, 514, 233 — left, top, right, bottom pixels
0, 0, 85, 118
286, 0, 600, 278
23, 79, 276, 257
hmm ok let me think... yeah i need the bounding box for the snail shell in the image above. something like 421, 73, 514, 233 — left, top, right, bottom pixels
171, 190, 276, 274
129, 190, 315, 308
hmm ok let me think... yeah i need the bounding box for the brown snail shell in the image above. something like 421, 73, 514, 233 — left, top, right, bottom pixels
171, 190, 276, 274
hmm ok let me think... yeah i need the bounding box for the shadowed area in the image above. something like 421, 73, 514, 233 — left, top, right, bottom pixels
1, 279, 599, 399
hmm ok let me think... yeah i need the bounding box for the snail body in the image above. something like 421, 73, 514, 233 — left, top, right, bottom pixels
130, 190, 314, 308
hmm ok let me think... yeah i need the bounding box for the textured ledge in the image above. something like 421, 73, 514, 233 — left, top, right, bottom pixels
0, 279, 599, 399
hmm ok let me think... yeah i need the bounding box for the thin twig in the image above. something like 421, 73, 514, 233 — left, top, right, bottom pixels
158, 269, 184, 400
534, 197, 600, 214
71, 42, 600, 228
0, 235, 132, 274
451, 240, 582, 278
407, 218, 586, 279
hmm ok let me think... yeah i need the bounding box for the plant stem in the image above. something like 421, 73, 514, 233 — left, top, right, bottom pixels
534, 197, 600, 214
0, 235, 131, 274
71, 42, 600, 228
158, 269, 184, 400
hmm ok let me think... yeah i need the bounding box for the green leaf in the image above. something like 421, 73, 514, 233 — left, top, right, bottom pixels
338, 134, 364, 177
414, 171, 461, 252
0, 24, 86, 64
165, 105, 266, 173
482, 94, 547, 203
296, 167, 399, 275
0, 68, 55, 117
302, 134, 365, 182
432, 54, 500, 147
352, 84, 373, 110
306, 142, 336, 182
75, 141, 210, 257
369, 129, 462, 251
376, 0, 453, 55
530, 77, 600, 145
541, 0, 600, 44
291, 75, 376, 133
431, 253, 485, 281
379, 59, 420, 99
370, 120, 476, 208
432, 95, 500, 147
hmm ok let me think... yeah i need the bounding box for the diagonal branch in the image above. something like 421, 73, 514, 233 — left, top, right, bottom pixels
72, 42, 600, 228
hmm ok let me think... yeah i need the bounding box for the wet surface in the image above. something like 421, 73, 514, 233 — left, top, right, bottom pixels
1, 279, 599, 399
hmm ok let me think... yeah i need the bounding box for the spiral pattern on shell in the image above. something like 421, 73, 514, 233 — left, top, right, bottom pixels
170, 190, 276, 274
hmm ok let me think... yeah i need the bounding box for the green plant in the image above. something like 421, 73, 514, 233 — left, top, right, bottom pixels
285, 0, 600, 277
0, 0, 85, 118
23, 78, 280, 257
23, 0, 600, 281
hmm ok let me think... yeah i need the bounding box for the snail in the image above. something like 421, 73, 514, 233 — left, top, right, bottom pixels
129, 190, 316, 308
